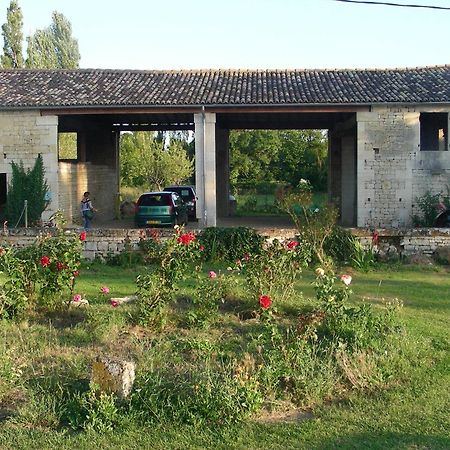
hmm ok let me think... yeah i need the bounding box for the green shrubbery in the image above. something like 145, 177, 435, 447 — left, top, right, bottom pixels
5, 155, 49, 227
0, 204, 406, 433
412, 189, 450, 227
0, 212, 83, 318
197, 226, 265, 262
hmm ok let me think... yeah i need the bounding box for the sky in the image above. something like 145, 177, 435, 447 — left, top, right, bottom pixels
0, 0, 449, 70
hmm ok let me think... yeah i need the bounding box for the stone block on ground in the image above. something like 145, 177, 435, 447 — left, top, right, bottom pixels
91, 355, 135, 399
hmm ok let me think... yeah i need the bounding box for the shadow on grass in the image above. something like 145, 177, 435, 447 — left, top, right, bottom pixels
309, 432, 450, 450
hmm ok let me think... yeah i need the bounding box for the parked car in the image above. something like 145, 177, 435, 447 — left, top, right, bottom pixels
134, 191, 188, 227
163, 185, 197, 219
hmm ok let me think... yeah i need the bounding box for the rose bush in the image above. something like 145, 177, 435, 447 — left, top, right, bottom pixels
0, 211, 83, 315
137, 226, 203, 327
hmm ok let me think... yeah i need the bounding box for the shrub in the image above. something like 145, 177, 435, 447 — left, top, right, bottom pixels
136, 226, 202, 327
0, 212, 83, 316
412, 188, 450, 227
198, 227, 265, 263
314, 270, 402, 351
324, 226, 358, 265
240, 239, 307, 304
6, 155, 50, 227
278, 179, 338, 270
67, 390, 124, 433
131, 363, 263, 426
187, 271, 227, 328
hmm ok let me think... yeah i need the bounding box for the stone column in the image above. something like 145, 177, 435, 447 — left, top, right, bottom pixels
341, 135, 357, 226
194, 112, 217, 227
37, 115, 59, 221
327, 131, 342, 207
216, 125, 230, 217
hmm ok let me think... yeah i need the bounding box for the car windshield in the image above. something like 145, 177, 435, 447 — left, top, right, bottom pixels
139, 194, 172, 207
165, 187, 194, 200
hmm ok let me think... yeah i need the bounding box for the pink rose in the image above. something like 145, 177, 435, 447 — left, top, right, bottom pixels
72, 294, 82, 302
100, 286, 110, 294
110, 299, 119, 307
208, 271, 217, 279
340, 274, 352, 286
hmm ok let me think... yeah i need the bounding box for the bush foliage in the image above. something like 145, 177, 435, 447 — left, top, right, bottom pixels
6, 155, 49, 227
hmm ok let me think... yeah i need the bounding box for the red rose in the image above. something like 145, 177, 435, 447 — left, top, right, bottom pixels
177, 232, 196, 245
199, 245, 205, 251
287, 240, 298, 250
372, 230, 379, 246
40, 255, 51, 267
73, 270, 80, 277
56, 261, 64, 271
79, 231, 87, 241
259, 294, 272, 309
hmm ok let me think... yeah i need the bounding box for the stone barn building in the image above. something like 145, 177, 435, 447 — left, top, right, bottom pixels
0, 66, 448, 228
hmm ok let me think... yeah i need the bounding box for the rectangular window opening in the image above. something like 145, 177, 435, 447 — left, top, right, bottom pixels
420, 113, 448, 151
58, 132, 78, 160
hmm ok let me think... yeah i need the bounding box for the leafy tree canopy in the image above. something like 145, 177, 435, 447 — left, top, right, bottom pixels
1, 0, 24, 68
230, 129, 328, 191
120, 132, 194, 191
26, 11, 80, 69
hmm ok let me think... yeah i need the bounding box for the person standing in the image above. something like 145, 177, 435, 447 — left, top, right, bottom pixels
80, 191, 95, 230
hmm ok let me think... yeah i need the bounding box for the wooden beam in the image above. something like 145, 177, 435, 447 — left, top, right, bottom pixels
41, 104, 370, 116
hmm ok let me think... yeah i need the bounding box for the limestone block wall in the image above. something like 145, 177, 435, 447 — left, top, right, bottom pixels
59, 162, 118, 224
351, 227, 450, 256
357, 106, 450, 228
0, 111, 59, 220
1, 227, 449, 260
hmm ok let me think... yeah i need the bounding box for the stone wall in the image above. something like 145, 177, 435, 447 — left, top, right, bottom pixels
0, 111, 59, 220
1, 227, 449, 260
351, 227, 450, 256
59, 162, 118, 224
357, 106, 450, 228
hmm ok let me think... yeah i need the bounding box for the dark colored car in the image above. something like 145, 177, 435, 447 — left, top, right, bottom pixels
163, 185, 197, 219
134, 192, 188, 227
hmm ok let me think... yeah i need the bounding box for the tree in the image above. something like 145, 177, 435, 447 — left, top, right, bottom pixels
6, 155, 50, 227
275, 130, 328, 191
230, 130, 282, 187
230, 129, 328, 191
26, 11, 80, 69
1, 0, 24, 68
120, 132, 194, 191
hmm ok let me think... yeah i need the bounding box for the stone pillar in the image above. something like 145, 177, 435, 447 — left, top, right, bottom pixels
216, 125, 230, 217
328, 131, 342, 207
194, 112, 217, 227
341, 135, 357, 226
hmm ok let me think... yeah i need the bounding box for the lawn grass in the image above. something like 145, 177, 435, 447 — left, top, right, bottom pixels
235, 191, 327, 216
0, 263, 449, 449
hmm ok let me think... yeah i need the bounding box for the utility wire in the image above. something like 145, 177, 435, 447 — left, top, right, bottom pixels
333, 0, 450, 10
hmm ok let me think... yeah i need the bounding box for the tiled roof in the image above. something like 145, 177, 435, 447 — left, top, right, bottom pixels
0, 66, 449, 109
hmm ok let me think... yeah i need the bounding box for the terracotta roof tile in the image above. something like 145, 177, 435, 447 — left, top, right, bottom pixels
0, 66, 448, 109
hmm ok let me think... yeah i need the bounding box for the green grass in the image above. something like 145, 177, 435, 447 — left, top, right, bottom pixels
236, 191, 327, 216
0, 263, 449, 449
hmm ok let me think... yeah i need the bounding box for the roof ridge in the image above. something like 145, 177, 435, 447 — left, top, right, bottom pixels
0, 65, 448, 75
